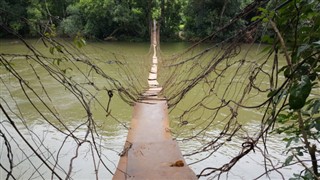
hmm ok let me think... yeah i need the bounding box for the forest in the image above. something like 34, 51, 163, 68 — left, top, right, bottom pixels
0, 0, 252, 41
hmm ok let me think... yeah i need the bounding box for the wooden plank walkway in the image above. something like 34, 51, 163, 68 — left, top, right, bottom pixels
113, 20, 197, 180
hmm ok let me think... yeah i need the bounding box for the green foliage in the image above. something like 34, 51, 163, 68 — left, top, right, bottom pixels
26, 0, 45, 36
59, 0, 152, 39
257, 0, 320, 178
0, 0, 244, 40
289, 75, 312, 110
59, 4, 84, 37
74, 34, 86, 48
183, 0, 245, 41
158, 0, 184, 40
0, 0, 28, 36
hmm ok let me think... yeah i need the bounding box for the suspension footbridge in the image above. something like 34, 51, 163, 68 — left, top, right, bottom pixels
113, 21, 197, 179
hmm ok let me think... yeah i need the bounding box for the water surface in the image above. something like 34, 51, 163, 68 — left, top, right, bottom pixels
0, 39, 304, 179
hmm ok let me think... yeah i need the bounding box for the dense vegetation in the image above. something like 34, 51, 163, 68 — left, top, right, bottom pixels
260, 1, 320, 178
0, 0, 251, 41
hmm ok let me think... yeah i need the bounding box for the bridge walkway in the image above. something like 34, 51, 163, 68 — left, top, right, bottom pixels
113, 20, 197, 180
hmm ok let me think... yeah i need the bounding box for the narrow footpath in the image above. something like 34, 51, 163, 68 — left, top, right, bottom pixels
113, 21, 197, 179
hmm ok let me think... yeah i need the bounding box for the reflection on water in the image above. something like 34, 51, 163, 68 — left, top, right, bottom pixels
0, 40, 304, 179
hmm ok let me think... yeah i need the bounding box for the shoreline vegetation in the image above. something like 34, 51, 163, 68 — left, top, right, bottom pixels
0, 0, 253, 42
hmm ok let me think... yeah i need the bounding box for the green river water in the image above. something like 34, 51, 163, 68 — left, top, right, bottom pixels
0, 39, 304, 179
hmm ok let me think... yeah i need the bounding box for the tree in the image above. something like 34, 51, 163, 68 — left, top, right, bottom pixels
59, 3, 84, 37
0, 0, 28, 37
254, 0, 320, 178
158, 0, 184, 40
60, 0, 154, 40
183, 0, 245, 41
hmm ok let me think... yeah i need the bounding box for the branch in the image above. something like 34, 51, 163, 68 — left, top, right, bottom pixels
269, 20, 292, 66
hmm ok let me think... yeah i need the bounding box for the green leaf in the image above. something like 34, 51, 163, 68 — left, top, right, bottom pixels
315, 117, 320, 131
61, 67, 73, 74
49, 47, 55, 55
303, 168, 314, 179
258, 7, 267, 14
279, 65, 288, 73
289, 75, 312, 110
284, 137, 294, 148
277, 114, 288, 123
261, 35, 273, 43
309, 72, 317, 81
251, 16, 261, 22
284, 155, 293, 166
284, 67, 291, 78
297, 63, 310, 76
311, 100, 320, 115
53, 58, 62, 66
268, 89, 277, 98
56, 46, 63, 53
297, 44, 310, 57
262, 17, 269, 23
80, 38, 86, 46
74, 35, 86, 48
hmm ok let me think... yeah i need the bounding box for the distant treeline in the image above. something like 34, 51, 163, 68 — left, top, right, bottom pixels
0, 0, 253, 41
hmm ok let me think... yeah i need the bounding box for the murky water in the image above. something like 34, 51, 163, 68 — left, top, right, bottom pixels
0, 39, 304, 179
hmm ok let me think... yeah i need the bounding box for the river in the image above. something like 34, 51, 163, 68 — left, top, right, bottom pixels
0, 39, 304, 179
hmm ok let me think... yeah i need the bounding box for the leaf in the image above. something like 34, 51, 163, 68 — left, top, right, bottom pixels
49, 47, 55, 55
80, 38, 86, 46
56, 46, 63, 53
309, 72, 317, 81
297, 63, 310, 76
303, 168, 314, 179
268, 89, 277, 98
53, 59, 60, 65
311, 99, 320, 115
74, 36, 86, 48
261, 35, 273, 44
279, 65, 288, 73
284, 137, 294, 148
289, 75, 312, 110
297, 44, 310, 57
277, 114, 288, 123
61, 68, 72, 74
297, 151, 303, 156
315, 117, 320, 131
284, 155, 293, 166
55, 58, 62, 66
258, 7, 267, 14
262, 17, 269, 23
251, 16, 261, 22
284, 67, 291, 78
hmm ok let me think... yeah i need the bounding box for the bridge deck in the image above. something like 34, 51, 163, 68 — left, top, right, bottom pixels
113, 20, 197, 179
113, 100, 197, 179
